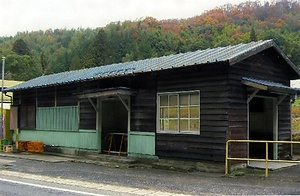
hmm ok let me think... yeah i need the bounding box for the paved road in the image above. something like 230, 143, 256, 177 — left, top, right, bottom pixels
0, 154, 300, 195
0, 178, 93, 196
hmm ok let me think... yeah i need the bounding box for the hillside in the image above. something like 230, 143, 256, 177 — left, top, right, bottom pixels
0, 0, 300, 81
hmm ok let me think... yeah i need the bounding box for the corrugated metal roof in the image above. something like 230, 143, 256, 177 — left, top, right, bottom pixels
242, 77, 300, 94
6, 39, 299, 91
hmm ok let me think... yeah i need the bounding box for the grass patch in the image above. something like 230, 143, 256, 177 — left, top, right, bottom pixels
292, 100, 300, 133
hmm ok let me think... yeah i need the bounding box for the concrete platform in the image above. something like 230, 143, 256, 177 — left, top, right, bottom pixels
248, 161, 298, 170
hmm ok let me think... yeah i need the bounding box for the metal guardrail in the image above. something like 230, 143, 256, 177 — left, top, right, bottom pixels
225, 140, 300, 177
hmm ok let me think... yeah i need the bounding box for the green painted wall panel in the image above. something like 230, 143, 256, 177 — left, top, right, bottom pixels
128, 132, 155, 156
36, 106, 79, 131
19, 130, 98, 150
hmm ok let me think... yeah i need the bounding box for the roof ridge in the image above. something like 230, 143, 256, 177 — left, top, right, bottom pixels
7, 40, 296, 91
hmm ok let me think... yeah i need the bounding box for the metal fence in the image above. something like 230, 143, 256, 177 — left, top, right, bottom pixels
225, 140, 300, 177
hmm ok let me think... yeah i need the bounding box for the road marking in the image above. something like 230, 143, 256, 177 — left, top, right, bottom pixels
0, 170, 191, 196
0, 178, 105, 196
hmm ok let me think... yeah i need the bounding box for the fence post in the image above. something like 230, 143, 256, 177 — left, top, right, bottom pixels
265, 142, 268, 177
225, 140, 229, 175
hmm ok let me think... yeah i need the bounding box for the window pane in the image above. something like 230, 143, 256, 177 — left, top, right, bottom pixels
190, 119, 199, 131
160, 119, 164, 130
160, 108, 168, 118
190, 93, 199, 105
179, 94, 188, 106
190, 106, 199, 118
160, 119, 169, 131
180, 119, 188, 131
169, 95, 178, 106
169, 107, 178, 118
158, 91, 200, 134
160, 95, 168, 106
169, 119, 178, 131
180, 107, 188, 118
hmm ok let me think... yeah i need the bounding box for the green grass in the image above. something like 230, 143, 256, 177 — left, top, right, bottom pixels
292, 100, 300, 133
293, 99, 300, 107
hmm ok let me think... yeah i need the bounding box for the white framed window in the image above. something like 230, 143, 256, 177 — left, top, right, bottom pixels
157, 90, 200, 134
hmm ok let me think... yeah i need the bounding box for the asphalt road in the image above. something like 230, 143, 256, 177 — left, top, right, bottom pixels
0, 178, 90, 196
0, 154, 300, 195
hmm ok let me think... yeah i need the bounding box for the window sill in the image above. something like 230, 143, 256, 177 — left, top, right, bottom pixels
157, 131, 200, 135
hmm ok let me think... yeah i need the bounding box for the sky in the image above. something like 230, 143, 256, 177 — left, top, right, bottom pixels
0, 0, 267, 37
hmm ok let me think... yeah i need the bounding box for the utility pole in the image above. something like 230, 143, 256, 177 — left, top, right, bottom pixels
1, 57, 5, 139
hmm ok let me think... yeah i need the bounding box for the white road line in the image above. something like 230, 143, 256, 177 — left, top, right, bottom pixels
0, 170, 192, 196
0, 178, 105, 196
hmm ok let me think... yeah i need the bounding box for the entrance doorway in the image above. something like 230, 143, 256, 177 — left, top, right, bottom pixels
249, 97, 277, 159
101, 98, 129, 155
77, 87, 134, 155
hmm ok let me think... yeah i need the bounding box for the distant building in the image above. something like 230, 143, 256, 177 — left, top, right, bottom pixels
0, 80, 23, 109
291, 79, 300, 88
290, 79, 300, 100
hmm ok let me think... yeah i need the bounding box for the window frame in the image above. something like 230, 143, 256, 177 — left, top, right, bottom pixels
157, 90, 200, 135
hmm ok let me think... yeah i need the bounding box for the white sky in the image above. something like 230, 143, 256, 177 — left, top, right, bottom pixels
0, 0, 267, 37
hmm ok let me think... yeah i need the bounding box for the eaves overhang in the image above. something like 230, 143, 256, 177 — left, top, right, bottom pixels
242, 77, 300, 95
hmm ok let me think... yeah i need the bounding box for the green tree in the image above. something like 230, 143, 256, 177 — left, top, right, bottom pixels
6, 54, 41, 81
12, 39, 30, 55
250, 28, 257, 41
84, 29, 109, 68
40, 52, 49, 75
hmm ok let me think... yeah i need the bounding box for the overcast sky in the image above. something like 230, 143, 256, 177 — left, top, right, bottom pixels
0, 0, 267, 37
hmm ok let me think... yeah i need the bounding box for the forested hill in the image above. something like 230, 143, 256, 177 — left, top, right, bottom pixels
0, 0, 300, 81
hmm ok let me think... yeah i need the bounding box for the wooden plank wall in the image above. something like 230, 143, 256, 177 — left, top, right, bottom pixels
18, 89, 37, 105
56, 84, 78, 106
79, 99, 96, 130
228, 49, 293, 159
78, 81, 99, 130
155, 63, 229, 162
15, 89, 36, 129
131, 88, 156, 132
37, 87, 55, 107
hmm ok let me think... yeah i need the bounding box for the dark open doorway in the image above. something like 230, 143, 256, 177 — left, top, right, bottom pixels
249, 97, 276, 159
101, 99, 128, 155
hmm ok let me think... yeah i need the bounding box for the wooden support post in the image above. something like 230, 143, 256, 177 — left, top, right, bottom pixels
225, 140, 229, 175
265, 142, 269, 177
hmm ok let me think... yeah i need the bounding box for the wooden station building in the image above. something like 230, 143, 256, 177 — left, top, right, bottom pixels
5, 40, 300, 162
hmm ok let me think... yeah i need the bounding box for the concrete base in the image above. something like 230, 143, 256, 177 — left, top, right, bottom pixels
44, 146, 98, 156
248, 161, 298, 170
152, 159, 224, 173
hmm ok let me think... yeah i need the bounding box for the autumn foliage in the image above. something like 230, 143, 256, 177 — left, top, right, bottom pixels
0, 0, 300, 81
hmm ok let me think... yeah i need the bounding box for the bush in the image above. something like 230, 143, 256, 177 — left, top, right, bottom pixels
292, 133, 300, 141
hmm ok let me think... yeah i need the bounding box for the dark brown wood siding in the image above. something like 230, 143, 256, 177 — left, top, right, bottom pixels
131, 88, 156, 132
37, 87, 55, 107
79, 99, 96, 130
56, 84, 78, 106
130, 74, 156, 132
16, 89, 37, 129
78, 81, 99, 130
75, 75, 157, 132
228, 49, 294, 159
156, 63, 229, 162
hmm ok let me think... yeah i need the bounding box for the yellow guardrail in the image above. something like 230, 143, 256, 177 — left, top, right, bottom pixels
225, 140, 300, 177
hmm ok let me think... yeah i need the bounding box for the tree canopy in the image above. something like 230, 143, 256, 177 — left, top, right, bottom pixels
0, 0, 300, 81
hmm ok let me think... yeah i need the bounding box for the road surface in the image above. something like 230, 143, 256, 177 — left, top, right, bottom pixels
0, 154, 299, 195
